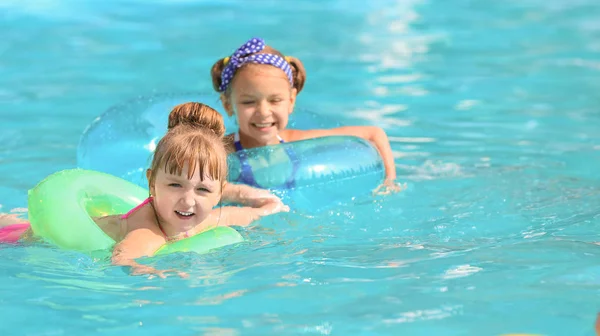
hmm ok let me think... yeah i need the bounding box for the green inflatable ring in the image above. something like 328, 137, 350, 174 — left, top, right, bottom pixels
28, 169, 244, 254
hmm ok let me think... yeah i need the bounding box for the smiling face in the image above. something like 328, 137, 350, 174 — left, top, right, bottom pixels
222, 64, 297, 148
146, 123, 228, 235
148, 164, 222, 233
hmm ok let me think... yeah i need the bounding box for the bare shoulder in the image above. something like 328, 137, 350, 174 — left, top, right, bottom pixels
94, 214, 121, 226
94, 215, 127, 242
284, 126, 377, 142
281, 129, 310, 142
120, 203, 164, 241
284, 128, 337, 142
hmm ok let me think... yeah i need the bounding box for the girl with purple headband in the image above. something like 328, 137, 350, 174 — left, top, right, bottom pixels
210, 37, 401, 194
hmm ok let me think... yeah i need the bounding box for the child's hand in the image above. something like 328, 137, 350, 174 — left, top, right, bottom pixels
240, 187, 283, 208
373, 179, 405, 196
218, 199, 289, 227
227, 183, 284, 208
130, 264, 188, 279
258, 199, 290, 216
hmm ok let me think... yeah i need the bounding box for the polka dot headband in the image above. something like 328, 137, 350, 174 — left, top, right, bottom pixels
219, 37, 294, 92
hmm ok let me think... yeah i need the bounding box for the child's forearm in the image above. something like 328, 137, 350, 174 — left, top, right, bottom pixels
218, 206, 260, 227
221, 183, 242, 204
111, 239, 155, 267
111, 248, 141, 267
111, 253, 172, 278
221, 183, 283, 208
221, 183, 263, 205
368, 127, 397, 180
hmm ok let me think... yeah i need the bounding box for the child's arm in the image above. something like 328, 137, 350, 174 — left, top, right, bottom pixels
112, 228, 162, 262
206, 201, 289, 228
221, 182, 285, 207
111, 227, 182, 278
286, 126, 397, 181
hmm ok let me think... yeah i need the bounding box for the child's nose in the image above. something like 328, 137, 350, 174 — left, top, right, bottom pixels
256, 100, 270, 116
181, 192, 195, 208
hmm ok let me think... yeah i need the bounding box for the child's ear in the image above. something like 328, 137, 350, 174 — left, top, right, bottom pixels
289, 88, 297, 115
220, 94, 234, 117
146, 169, 155, 195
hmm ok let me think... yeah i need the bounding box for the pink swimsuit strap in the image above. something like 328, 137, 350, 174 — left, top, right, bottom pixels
121, 197, 153, 219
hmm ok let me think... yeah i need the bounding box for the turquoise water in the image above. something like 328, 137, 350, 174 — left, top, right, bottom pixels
2, 0, 600, 334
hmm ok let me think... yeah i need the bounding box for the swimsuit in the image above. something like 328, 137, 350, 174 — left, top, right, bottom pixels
232, 132, 300, 189
0, 223, 29, 244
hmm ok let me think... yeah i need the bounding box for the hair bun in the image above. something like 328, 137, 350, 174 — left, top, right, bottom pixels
168, 102, 225, 138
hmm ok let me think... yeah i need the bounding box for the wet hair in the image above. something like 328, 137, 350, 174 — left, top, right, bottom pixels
148, 102, 227, 191
210, 44, 307, 96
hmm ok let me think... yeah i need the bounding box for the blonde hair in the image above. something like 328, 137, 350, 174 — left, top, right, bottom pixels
148, 102, 227, 190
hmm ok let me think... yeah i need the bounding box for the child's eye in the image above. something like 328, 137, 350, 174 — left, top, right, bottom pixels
241, 101, 254, 105
168, 183, 182, 188
197, 187, 211, 193
270, 98, 283, 103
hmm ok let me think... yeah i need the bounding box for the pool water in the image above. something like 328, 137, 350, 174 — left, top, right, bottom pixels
2, 0, 600, 335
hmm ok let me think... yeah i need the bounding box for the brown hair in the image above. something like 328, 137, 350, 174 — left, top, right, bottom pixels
167, 102, 226, 137
148, 102, 227, 191
210, 44, 307, 95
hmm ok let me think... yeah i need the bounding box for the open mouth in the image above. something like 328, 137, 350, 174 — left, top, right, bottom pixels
253, 122, 276, 129
175, 210, 195, 219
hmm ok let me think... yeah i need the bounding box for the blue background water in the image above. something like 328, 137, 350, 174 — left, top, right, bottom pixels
2, 0, 600, 335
